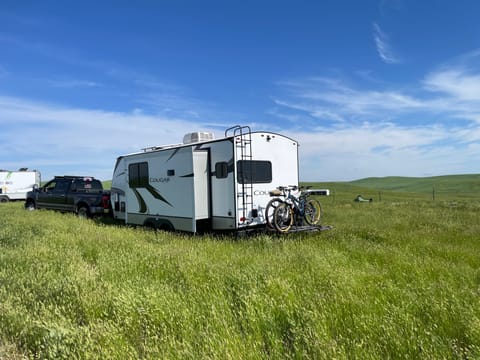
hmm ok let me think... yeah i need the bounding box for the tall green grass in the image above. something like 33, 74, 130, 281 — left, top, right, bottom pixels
0, 195, 479, 359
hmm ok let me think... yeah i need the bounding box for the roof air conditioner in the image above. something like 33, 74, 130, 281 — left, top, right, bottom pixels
183, 132, 215, 144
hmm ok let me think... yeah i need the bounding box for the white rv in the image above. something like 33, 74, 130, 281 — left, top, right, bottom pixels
110, 126, 299, 233
0, 169, 41, 202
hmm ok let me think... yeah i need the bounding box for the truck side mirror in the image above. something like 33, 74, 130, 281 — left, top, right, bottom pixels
33, 184, 39, 191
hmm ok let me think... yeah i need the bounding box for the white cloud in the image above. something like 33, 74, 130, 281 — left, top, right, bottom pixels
423, 69, 480, 102
0, 93, 477, 182
48, 79, 101, 88
273, 77, 426, 122
269, 52, 480, 180
290, 124, 477, 181
373, 23, 401, 64
0, 96, 225, 180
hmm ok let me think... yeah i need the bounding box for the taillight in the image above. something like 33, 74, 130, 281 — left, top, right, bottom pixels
102, 194, 110, 209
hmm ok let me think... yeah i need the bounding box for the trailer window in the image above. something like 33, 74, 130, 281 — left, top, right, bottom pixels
129, 162, 149, 187
215, 162, 228, 179
237, 160, 272, 184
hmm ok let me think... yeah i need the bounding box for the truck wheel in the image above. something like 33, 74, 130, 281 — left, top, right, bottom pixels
25, 200, 36, 210
0, 197, 8, 203
77, 206, 90, 218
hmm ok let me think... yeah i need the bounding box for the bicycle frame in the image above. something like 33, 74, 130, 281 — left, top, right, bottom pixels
282, 187, 310, 224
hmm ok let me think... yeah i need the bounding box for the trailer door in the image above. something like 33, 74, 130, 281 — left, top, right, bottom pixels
193, 150, 210, 220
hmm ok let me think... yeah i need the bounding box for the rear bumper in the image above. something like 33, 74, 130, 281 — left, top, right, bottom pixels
90, 206, 110, 215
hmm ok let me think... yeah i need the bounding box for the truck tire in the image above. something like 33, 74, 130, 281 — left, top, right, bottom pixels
77, 205, 90, 218
0, 196, 8, 203
25, 200, 36, 210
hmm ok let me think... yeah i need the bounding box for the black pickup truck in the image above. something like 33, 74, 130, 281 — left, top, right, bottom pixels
25, 176, 111, 217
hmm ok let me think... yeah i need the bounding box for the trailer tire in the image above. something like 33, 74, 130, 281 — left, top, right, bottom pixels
0, 196, 8, 203
145, 218, 174, 231
159, 222, 174, 231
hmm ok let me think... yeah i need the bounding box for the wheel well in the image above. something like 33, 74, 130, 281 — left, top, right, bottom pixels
76, 202, 90, 212
25, 198, 35, 206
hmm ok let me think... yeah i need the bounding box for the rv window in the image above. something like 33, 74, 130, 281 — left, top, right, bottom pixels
129, 162, 149, 188
215, 162, 228, 179
237, 160, 272, 184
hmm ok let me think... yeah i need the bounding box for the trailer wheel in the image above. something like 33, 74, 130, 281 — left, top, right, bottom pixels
145, 218, 174, 231
0, 196, 8, 203
159, 222, 174, 231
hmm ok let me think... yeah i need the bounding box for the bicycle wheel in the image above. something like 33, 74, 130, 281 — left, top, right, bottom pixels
304, 199, 322, 225
265, 198, 283, 229
273, 202, 293, 233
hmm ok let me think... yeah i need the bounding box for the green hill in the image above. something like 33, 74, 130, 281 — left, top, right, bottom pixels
348, 174, 480, 200
303, 174, 480, 203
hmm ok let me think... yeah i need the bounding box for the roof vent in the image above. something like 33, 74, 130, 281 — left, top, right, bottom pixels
183, 132, 215, 144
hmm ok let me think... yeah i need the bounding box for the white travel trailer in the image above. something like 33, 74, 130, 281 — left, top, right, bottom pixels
110, 126, 299, 233
0, 169, 41, 202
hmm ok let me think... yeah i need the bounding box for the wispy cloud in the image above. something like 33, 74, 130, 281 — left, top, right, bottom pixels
373, 23, 401, 64
274, 76, 426, 122
48, 78, 101, 88
423, 69, 480, 102
268, 52, 480, 180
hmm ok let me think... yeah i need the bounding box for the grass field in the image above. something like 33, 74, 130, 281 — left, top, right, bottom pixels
1, 179, 479, 359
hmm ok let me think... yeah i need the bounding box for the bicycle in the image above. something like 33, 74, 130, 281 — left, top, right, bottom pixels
264, 188, 288, 229
271, 186, 322, 233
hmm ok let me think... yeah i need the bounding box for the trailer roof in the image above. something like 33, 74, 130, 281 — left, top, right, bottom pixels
118, 131, 298, 159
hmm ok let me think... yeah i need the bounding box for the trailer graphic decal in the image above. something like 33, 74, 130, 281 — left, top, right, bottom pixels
132, 189, 147, 213
166, 149, 180, 162
145, 184, 173, 207
132, 185, 173, 213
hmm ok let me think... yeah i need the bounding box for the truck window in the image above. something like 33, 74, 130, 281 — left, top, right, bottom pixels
237, 160, 272, 184
50, 180, 69, 194
129, 162, 149, 188
73, 178, 103, 192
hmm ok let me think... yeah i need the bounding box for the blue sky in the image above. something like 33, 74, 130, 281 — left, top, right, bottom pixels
1, 0, 479, 181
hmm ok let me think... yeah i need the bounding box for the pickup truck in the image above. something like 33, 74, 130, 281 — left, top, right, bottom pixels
25, 176, 111, 217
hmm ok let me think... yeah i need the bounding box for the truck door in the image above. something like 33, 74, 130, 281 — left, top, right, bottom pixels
38, 179, 69, 210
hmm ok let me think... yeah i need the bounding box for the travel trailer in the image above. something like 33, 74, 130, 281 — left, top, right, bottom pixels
110, 126, 299, 233
0, 169, 41, 202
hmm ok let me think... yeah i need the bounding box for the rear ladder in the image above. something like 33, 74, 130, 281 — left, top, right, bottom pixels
225, 125, 254, 226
